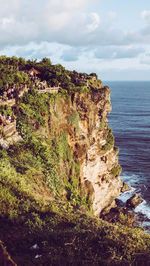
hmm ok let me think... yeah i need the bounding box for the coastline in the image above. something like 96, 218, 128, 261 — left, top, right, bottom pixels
106, 81, 150, 234
118, 173, 150, 234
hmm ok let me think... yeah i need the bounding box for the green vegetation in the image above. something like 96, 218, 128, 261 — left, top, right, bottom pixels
1, 199, 150, 265
14, 90, 84, 202
0, 154, 44, 221
0, 55, 103, 96
114, 145, 119, 153
0, 56, 149, 265
0, 104, 13, 117
19, 88, 49, 127
111, 165, 122, 177
67, 110, 80, 130
0, 56, 29, 91
0, 143, 149, 266
99, 121, 106, 129
102, 128, 114, 151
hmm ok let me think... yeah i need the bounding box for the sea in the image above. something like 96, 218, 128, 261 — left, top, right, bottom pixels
105, 81, 150, 233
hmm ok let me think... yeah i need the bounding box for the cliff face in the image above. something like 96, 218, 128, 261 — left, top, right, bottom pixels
48, 87, 122, 216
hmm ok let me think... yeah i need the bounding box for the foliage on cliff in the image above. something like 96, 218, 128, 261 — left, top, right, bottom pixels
0, 55, 102, 93
0, 56, 150, 265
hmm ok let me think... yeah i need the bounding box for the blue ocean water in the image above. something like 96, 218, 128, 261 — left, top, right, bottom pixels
106, 81, 150, 230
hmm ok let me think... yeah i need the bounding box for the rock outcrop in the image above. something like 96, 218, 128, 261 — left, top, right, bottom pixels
48, 87, 122, 216
126, 193, 143, 208
121, 182, 131, 193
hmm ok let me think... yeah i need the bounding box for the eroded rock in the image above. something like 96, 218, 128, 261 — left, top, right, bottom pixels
126, 193, 143, 208
121, 182, 131, 193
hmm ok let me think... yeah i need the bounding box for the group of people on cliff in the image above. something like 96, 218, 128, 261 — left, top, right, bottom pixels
28, 70, 47, 90
0, 84, 25, 101
0, 68, 48, 103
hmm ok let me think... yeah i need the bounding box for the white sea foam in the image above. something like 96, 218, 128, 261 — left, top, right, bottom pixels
117, 187, 135, 203
135, 201, 150, 220
121, 173, 142, 187
118, 173, 150, 232
117, 173, 136, 203
108, 82, 150, 233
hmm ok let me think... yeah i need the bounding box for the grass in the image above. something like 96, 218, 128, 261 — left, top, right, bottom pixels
0, 140, 150, 266
0, 154, 50, 221
1, 199, 150, 266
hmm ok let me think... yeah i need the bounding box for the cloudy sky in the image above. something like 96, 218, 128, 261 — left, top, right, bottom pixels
0, 0, 150, 80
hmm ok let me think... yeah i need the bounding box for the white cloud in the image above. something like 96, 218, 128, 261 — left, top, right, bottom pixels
45, 0, 88, 12
60, 47, 83, 62
141, 10, 150, 23
86, 13, 100, 32
0, 0, 149, 49
140, 52, 150, 65
41, 0, 86, 31
1, 17, 14, 27
0, 0, 98, 46
0, 1, 150, 80
107, 11, 117, 21
94, 46, 144, 59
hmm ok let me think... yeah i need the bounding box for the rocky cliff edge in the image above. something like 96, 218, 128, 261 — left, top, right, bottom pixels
48, 86, 122, 215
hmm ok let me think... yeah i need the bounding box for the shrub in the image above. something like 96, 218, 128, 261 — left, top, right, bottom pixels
70, 160, 80, 178
0, 150, 8, 159
20, 90, 49, 127
67, 110, 80, 130
99, 121, 106, 129
0, 104, 13, 117
102, 128, 114, 151
0, 158, 44, 221
16, 118, 32, 142
111, 165, 122, 177
45, 163, 61, 195
57, 131, 72, 161
114, 146, 119, 153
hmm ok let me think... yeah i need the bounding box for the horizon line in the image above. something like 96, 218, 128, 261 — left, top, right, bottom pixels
103, 80, 150, 82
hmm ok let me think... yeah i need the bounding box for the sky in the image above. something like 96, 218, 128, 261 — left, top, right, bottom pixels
0, 0, 150, 81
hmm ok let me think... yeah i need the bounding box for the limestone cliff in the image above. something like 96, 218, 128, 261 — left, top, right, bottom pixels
48, 86, 122, 216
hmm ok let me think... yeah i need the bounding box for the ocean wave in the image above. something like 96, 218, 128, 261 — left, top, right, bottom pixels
117, 186, 136, 203
135, 201, 150, 220
118, 173, 150, 231
108, 81, 150, 233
